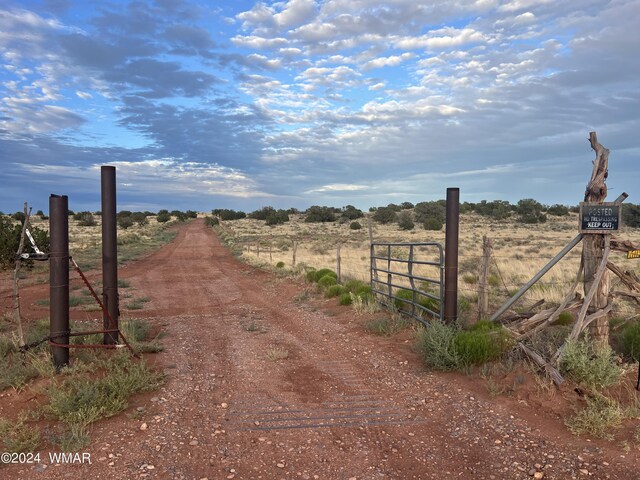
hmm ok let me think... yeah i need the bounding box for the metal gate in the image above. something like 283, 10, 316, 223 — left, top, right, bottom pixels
370, 242, 444, 324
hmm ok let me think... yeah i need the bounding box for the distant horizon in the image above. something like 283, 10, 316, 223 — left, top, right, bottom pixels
1, 1, 638, 213
1, 195, 612, 218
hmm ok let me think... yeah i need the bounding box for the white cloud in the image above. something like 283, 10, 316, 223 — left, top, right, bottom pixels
393, 28, 487, 50
76, 91, 93, 99
363, 52, 414, 70
306, 183, 370, 193
274, 0, 317, 29
231, 35, 288, 49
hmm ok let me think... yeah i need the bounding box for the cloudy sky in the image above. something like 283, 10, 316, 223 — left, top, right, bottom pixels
1, 0, 638, 213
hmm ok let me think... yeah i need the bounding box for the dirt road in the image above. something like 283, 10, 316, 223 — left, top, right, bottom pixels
6, 220, 638, 479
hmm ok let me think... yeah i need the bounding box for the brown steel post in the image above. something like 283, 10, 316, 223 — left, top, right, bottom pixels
444, 188, 460, 322
101, 166, 119, 345
50, 194, 69, 371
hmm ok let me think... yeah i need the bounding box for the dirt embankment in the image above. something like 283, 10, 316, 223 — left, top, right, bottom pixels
2, 219, 638, 479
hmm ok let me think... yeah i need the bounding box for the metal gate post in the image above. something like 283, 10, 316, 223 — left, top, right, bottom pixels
101, 166, 119, 345
50, 194, 69, 371
444, 187, 460, 322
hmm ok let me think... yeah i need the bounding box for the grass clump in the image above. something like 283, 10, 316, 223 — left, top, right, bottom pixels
415, 320, 513, 370
454, 321, 513, 367
620, 321, 640, 362
275, 261, 285, 269
46, 355, 164, 449
559, 336, 622, 391
265, 346, 289, 361
313, 268, 337, 282
565, 394, 624, 439
339, 292, 353, 306
394, 288, 438, 314
415, 321, 462, 371
0, 416, 41, 452
365, 316, 411, 336
325, 284, 346, 298
317, 274, 338, 289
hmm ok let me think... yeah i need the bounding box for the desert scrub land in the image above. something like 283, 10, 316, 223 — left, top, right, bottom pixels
213, 211, 640, 323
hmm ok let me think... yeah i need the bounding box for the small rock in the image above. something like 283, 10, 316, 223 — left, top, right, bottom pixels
189, 440, 199, 446
140, 423, 148, 431
533, 473, 544, 479
277, 463, 285, 468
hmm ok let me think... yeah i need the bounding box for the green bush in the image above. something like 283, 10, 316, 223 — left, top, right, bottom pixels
415, 321, 462, 371
156, 212, 171, 223
325, 284, 346, 298
366, 316, 411, 336
74, 211, 96, 226
339, 292, 353, 305
554, 311, 573, 326
349, 221, 362, 230
394, 289, 438, 314
313, 268, 337, 282
275, 261, 285, 269
454, 322, 512, 366
0, 217, 49, 269
559, 336, 622, 390
620, 322, 640, 361
205, 216, 219, 226
423, 218, 443, 231
305, 269, 317, 283
317, 275, 337, 289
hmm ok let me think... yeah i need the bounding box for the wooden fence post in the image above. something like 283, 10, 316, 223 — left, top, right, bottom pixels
336, 244, 341, 283
478, 235, 493, 321
292, 240, 297, 267
583, 132, 611, 349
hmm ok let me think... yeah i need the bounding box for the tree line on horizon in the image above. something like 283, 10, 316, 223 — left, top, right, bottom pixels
208, 199, 640, 232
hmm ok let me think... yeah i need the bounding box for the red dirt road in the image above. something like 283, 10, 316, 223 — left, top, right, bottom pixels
3, 219, 638, 479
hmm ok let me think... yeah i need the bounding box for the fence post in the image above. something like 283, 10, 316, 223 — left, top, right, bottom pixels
478, 235, 493, 321
444, 187, 460, 322
50, 194, 69, 371
292, 240, 297, 267
101, 166, 119, 345
336, 244, 341, 283
269, 245, 272, 263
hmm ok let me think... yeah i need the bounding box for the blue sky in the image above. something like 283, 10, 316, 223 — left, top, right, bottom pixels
1, 0, 638, 213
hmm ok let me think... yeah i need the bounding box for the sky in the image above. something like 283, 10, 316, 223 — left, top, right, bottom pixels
1, 0, 638, 214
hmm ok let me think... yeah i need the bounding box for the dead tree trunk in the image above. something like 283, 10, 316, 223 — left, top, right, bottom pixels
583, 132, 611, 349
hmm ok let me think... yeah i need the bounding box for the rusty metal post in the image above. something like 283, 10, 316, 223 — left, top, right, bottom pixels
101, 166, 119, 345
50, 194, 69, 371
444, 188, 460, 322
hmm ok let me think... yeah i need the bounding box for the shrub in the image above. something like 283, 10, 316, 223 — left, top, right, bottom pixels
131, 212, 148, 226
325, 285, 346, 298
554, 311, 573, 326
305, 269, 317, 283
305, 206, 336, 223
397, 211, 414, 230
394, 288, 438, 313
117, 216, 134, 229
372, 207, 397, 224
74, 211, 96, 226
317, 275, 338, 289
341, 205, 364, 220
621, 203, 640, 228
313, 268, 337, 282
205, 216, 219, 226
620, 322, 640, 361
366, 316, 411, 336
565, 394, 624, 439
339, 292, 353, 305
415, 322, 462, 371
414, 201, 445, 224
0, 217, 49, 269
474, 200, 511, 219
213, 209, 246, 220
547, 204, 570, 216
156, 212, 171, 223
559, 336, 622, 390
349, 221, 362, 230
265, 210, 289, 226
454, 321, 513, 366
423, 218, 443, 231
275, 261, 285, 269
